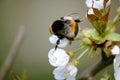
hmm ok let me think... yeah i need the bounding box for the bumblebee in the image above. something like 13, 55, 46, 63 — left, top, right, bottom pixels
49, 13, 82, 49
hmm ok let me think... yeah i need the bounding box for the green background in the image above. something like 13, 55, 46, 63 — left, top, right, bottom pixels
0, 0, 120, 80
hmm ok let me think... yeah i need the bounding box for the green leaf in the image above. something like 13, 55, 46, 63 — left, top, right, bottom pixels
81, 29, 106, 44
105, 32, 120, 41
81, 29, 98, 38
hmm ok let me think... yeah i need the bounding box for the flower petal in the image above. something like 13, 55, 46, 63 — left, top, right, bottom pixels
87, 8, 94, 15
49, 35, 59, 44
111, 45, 120, 55
53, 66, 65, 80
48, 48, 70, 67
113, 54, 120, 80
86, 0, 104, 9
53, 63, 78, 80
66, 64, 78, 77
49, 35, 69, 48
85, 0, 92, 8
66, 77, 75, 80
86, 0, 111, 10
58, 38, 69, 48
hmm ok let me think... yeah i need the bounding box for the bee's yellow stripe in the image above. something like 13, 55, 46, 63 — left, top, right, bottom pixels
49, 24, 54, 34
70, 20, 76, 33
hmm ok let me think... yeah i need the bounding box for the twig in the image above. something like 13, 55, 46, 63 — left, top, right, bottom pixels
77, 50, 115, 80
0, 26, 25, 80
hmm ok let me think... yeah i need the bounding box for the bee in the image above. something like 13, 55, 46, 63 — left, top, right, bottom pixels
49, 13, 83, 49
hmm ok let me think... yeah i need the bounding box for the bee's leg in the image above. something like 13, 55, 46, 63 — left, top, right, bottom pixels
55, 39, 60, 50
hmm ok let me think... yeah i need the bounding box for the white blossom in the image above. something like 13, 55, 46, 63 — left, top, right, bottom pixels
113, 54, 120, 80
87, 8, 94, 15
111, 45, 120, 80
53, 63, 78, 80
85, 0, 111, 10
48, 48, 70, 67
49, 35, 69, 48
111, 45, 120, 55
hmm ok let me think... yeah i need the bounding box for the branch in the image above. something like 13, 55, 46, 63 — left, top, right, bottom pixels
0, 26, 25, 80
77, 50, 115, 80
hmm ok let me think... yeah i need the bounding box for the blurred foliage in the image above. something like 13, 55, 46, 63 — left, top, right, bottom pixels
12, 71, 27, 80
100, 72, 112, 80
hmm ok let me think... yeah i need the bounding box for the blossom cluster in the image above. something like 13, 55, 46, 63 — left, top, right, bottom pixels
48, 0, 120, 80
48, 35, 78, 80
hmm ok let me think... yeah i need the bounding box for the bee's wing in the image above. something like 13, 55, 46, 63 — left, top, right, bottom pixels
67, 13, 81, 21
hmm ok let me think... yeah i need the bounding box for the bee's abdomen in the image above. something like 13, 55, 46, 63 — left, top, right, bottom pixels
51, 20, 65, 39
